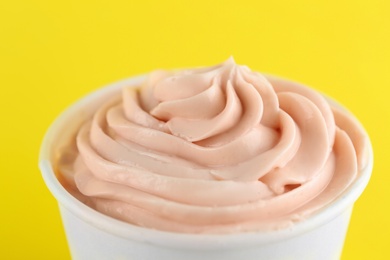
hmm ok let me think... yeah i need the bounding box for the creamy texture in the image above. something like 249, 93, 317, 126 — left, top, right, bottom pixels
58, 58, 369, 233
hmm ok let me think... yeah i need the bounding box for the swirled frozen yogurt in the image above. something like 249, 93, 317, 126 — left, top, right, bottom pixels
57, 58, 369, 233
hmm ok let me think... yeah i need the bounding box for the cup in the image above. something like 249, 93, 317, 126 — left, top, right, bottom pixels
39, 75, 373, 260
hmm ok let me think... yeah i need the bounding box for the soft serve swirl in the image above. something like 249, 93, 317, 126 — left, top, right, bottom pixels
58, 58, 369, 233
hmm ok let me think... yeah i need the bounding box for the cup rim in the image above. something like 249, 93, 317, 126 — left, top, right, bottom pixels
39, 75, 373, 250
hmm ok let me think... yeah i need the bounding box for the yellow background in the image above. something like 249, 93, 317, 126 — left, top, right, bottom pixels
1, 0, 388, 259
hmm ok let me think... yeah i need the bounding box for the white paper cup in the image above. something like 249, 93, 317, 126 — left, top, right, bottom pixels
39, 75, 373, 260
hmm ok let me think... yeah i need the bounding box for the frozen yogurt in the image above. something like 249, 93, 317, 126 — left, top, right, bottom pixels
57, 58, 368, 233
